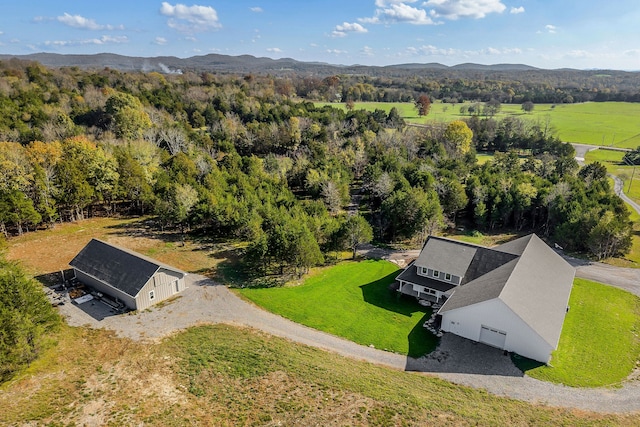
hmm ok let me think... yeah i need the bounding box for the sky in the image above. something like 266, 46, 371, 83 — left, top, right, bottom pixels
1, 1, 639, 70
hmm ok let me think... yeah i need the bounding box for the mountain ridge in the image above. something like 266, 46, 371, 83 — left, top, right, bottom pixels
0, 52, 581, 76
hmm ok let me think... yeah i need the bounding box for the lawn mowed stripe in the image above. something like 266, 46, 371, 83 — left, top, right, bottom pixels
516, 278, 640, 387
237, 260, 437, 357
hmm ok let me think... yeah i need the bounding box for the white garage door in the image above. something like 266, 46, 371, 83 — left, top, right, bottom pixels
479, 325, 507, 349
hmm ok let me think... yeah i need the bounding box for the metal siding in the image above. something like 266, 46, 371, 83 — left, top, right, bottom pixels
136, 269, 186, 311
73, 269, 137, 310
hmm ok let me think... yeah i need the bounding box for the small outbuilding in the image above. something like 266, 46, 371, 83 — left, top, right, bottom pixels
70, 238, 187, 311
395, 234, 574, 364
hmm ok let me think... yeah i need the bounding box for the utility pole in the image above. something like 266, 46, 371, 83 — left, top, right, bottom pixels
624, 156, 636, 194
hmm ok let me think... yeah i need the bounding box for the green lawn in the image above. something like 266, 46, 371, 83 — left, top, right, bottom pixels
517, 278, 640, 387
319, 101, 640, 148
237, 260, 437, 357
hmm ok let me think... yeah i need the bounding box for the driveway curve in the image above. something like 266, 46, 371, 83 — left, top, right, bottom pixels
59, 272, 640, 414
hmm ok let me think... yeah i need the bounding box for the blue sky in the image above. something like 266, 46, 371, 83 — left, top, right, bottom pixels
1, 1, 639, 70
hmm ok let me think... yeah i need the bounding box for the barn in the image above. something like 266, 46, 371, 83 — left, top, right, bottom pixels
69, 239, 187, 311
395, 234, 574, 363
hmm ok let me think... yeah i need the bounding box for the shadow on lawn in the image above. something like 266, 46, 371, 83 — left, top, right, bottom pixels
359, 267, 439, 358
359, 269, 423, 317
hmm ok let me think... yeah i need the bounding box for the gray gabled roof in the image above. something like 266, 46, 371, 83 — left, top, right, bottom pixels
492, 234, 535, 256
414, 236, 481, 278
438, 234, 574, 348
70, 239, 185, 298
436, 258, 519, 311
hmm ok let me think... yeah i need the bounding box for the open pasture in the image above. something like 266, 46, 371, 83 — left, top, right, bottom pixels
319, 101, 640, 148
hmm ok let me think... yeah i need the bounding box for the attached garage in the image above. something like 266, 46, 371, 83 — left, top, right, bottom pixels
435, 234, 575, 364
479, 325, 507, 349
70, 238, 187, 311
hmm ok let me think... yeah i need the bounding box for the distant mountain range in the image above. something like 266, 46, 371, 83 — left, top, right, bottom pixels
0, 52, 557, 77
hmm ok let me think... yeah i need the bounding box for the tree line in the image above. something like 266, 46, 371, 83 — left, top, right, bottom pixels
0, 60, 632, 272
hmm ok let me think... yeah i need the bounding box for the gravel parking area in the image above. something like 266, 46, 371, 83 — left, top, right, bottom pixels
53, 272, 640, 414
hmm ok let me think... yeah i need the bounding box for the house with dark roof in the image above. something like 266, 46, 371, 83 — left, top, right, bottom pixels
395, 234, 574, 363
70, 239, 187, 311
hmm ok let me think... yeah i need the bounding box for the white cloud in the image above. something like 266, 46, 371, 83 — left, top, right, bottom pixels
35, 13, 123, 30
160, 2, 221, 32
57, 13, 124, 30
362, 2, 436, 25
424, 0, 506, 20
250, 7, 263, 13
624, 49, 640, 57
154, 37, 168, 45
565, 50, 592, 59
375, 0, 418, 5
361, 46, 375, 56
331, 22, 368, 37
403, 44, 521, 58
545, 24, 556, 33
510, 6, 524, 14
479, 47, 522, 55
185, 36, 197, 42
327, 49, 348, 54
267, 47, 282, 53
44, 35, 129, 47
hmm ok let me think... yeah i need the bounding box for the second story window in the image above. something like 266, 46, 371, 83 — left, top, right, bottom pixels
433, 270, 440, 278
445, 273, 451, 281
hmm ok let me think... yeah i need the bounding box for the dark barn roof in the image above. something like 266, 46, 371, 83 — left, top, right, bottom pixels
70, 239, 185, 297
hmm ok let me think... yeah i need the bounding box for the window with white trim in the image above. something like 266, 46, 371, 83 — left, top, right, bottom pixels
445, 273, 451, 281
421, 267, 427, 275
149, 290, 155, 300
433, 270, 439, 278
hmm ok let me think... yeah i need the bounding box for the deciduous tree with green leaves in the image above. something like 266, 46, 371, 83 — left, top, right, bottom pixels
341, 214, 373, 259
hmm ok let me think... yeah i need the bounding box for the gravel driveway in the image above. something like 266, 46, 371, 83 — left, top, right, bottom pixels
57, 273, 640, 414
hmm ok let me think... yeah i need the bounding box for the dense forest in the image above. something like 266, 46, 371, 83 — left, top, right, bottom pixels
294, 69, 640, 104
0, 59, 632, 276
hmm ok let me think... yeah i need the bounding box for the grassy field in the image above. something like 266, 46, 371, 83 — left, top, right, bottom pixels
517, 278, 640, 387
320, 101, 640, 148
3, 216, 640, 424
4, 216, 237, 281
237, 260, 437, 357
3, 324, 639, 426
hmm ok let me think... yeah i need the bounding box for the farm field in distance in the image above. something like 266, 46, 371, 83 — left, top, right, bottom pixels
317, 101, 640, 148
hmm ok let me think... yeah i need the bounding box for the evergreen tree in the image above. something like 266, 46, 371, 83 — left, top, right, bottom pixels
0, 256, 59, 381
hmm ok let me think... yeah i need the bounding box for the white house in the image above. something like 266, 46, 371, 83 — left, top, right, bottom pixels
70, 239, 187, 311
394, 234, 574, 363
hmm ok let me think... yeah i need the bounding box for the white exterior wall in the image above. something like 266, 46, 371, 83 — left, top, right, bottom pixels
440, 299, 554, 363
415, 267, 461, 285
135, 268, 186, 311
